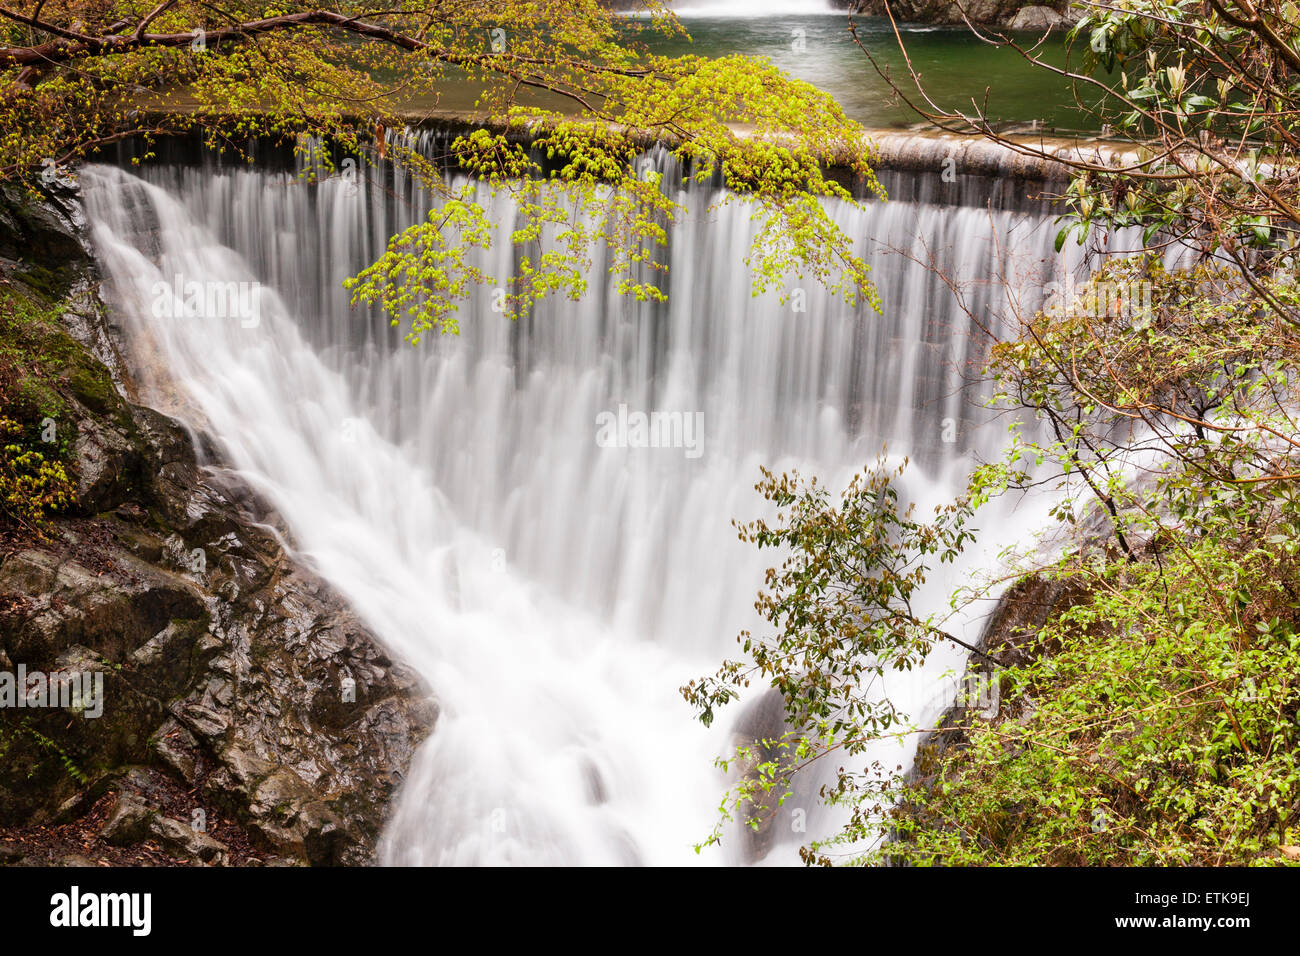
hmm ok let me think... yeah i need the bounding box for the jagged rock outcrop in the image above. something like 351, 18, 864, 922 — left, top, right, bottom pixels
0, 180, 436, 866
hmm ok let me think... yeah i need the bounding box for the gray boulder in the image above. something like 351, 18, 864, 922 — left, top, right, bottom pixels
1007, 5, 1073, 30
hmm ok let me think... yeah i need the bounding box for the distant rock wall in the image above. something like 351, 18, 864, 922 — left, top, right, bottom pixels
844, 0, 1077, 28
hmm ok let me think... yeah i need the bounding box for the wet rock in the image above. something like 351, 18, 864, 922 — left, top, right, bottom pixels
72, 415, 141, 513
129, 619, 208, 693
244, 773, 349, 866
149, 815, 229, 865
150, 719, 199, 784
724, 690, 788, 862
100, 791, 156, 846
0, 550, 58, 596
0, 181, 86, 286
0, 181, 437, 864
48, 772, 118, 825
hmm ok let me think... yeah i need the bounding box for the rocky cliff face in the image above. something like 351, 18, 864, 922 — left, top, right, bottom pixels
846, 0, 1075, 27
0, 179, 435, 866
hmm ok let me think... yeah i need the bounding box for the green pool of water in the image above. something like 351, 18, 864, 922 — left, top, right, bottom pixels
641, 14, 1101, 131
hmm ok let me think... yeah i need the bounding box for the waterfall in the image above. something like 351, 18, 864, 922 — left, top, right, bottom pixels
79, 135, 1068, 865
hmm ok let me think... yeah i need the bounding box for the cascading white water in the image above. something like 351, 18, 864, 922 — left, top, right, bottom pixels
80, 134, 1069, 865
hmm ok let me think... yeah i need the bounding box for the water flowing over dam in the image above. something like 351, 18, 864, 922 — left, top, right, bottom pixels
79, 129, 1077, 865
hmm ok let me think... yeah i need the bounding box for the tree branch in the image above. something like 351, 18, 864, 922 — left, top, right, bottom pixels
0, 8, 433, 67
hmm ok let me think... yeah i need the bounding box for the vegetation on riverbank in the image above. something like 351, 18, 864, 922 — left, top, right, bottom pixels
0, 288, 75, 534
689, 0, 1300, 864
880, 261, 1300, 865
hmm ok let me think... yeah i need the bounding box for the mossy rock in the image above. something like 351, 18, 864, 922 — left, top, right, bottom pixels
67, 363, 120, 417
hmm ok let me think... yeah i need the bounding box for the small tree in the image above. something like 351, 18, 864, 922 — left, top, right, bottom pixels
0, 0, 883, 339
683, 457, 1001, 862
